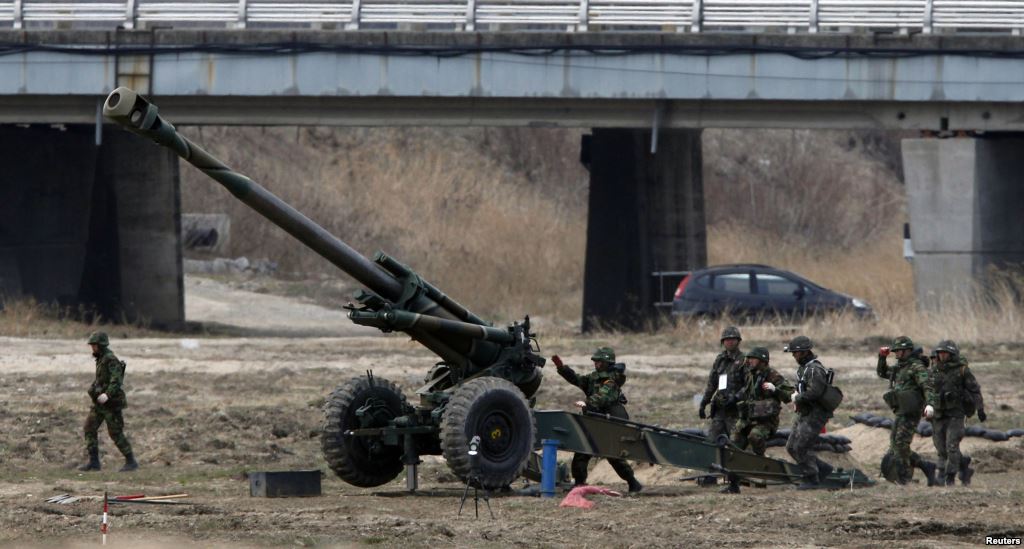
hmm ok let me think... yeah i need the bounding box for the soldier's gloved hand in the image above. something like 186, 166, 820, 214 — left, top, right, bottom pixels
574, 400, 587, 410
762, 382, 776, 393
551, 355, 564, 369
699, 405, 707, 420
97, 393, 109, 405
924, 405, 934, 419
978, 409, 987, 422
878, 346, 890, 358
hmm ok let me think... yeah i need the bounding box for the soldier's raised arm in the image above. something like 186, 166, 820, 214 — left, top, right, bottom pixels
876, 348, 892, 379
552, 355, 583, 389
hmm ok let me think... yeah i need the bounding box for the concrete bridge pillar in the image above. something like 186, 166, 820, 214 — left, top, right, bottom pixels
581, 128, 707, 331
902, 135, 1024, 310
0, 124, 183, 328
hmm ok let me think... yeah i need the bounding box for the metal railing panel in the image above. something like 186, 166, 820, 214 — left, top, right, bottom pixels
5, 0, 1024, 33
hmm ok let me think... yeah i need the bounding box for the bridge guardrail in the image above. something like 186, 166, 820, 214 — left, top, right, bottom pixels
1, 0, 1022, 34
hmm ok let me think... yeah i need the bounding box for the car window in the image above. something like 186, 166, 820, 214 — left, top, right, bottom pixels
695, 275, 711, 288
757, 274, 800, 296
712, 273, 751, 294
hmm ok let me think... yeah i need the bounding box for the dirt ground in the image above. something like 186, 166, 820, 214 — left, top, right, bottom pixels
2, 279, 1023, 548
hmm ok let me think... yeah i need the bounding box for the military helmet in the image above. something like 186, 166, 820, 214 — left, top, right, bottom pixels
784, 335, 813, 352
720, 326, 742, 342
87, 331, 109, 347
746, 347, 770, 363
891, 336, 914, 351
935, 340, 960, 356
591, 346, 616, 363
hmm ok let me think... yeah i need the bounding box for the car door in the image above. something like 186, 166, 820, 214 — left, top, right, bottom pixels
709, 270, 756, 316
753, 272, 805, 317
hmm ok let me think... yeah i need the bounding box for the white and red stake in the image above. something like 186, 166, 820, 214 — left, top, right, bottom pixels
101, 491, 108, 545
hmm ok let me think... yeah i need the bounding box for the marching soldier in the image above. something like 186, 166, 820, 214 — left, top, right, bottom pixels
925, 340, 986, 486
876, 336, 939, 486
699, 326, 747, 445
552, 347, 642, 493
784, 335, 838, 490
78, 332, 138, 472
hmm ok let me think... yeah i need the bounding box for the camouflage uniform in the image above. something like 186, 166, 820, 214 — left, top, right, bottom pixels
927, 340, 985, 485
79, 332, 137, 471
700, 326, 746, 445
784, 336, 833, 488
731, 348, 794, 456
556, 347, 641, 492
877, 336, 938, 485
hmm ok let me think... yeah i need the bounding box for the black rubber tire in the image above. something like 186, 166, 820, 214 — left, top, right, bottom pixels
440, 377, 535, 489
321, 377, 407, 488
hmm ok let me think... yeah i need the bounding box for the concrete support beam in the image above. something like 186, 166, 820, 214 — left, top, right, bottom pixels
0, 124, 183, 328
582, 128, 707, 331
902, 135, 1024, 309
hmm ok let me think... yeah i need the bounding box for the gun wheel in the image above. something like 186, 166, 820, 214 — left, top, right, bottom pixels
321, 377, 407, 487
441, 377, 536, 489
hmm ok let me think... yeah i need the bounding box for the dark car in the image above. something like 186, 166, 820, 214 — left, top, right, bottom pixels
671, 264, 873, 319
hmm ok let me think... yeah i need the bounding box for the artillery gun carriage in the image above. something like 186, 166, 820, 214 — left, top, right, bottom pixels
103, 87, 545, 489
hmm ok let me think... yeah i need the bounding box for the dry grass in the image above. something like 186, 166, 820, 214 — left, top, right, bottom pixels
0, 298, 159, 339
179, 126, 588, 321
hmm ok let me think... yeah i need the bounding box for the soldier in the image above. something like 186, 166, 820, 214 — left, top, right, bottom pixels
925, 340, 987, 486
552, 347, 642, 493
699, 326, 747, 445
876, 336, 939, 486
784, 335, 835, 490
732, 347, 794, 456
78, 332, 138, 472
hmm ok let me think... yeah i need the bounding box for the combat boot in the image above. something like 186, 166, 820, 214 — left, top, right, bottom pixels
815, 459, 835, 483
918, 460, 939, 487
626, 477, 643, 494
77, 448, 100, 472
796, 475, 823, 491
958, 456, 973, 486
944, 472, 957, 486
119, 454, 139, 472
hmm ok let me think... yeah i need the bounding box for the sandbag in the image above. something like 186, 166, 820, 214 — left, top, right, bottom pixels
983, 430, 1009, 442
877, 418, 893, 429
965, 425, 986, 438
851, 412, 873, 424
1006, 429, 1024, 438
916, 422, 933, 437
866, 416, 885, 427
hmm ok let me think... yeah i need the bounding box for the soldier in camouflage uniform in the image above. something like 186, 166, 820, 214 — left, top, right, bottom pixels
552, 347, 642, 493
699, 326, 746, 445
732, 347, 794, 456
78, 332, 138, 472
876, 336, 939, 486
784, 336, 834, 490
924, 340, 986, 486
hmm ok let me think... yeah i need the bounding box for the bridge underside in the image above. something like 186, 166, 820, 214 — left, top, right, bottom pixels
3, 96, 1023, 131
0, 124, 184, 328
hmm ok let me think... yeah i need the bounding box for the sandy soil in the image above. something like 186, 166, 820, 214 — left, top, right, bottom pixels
2, 280, 1023, 548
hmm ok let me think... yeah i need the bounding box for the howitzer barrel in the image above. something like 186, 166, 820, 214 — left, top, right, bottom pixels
103, 87, 403, 302
349, 309, 514, 344
102, 87, 505, 370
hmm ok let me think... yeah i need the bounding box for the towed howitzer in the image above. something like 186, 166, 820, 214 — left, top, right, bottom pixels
103, 87, 545, 489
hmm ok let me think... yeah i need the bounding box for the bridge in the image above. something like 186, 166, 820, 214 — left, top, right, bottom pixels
2, 12, 1023, 329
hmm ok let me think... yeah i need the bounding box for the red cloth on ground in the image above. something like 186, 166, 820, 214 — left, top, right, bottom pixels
559, 485, 623, 509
